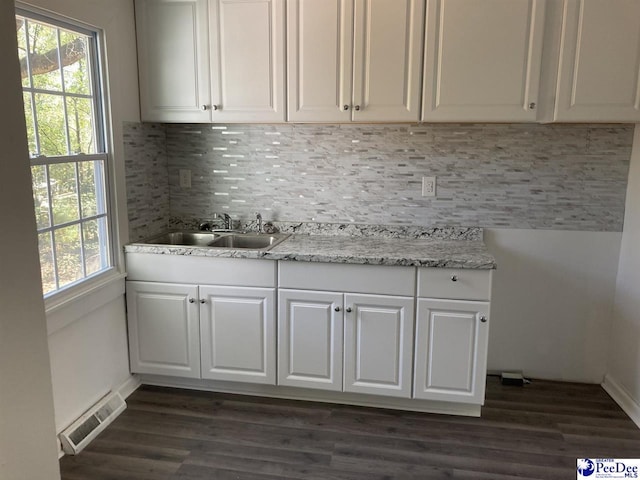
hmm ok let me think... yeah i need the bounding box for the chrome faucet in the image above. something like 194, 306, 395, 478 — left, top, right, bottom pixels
220, 213, 232, 230
256, 212, 263, 234
199, 213, 232, 231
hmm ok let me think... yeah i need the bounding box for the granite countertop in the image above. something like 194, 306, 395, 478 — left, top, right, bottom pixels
125, 223, 496, 270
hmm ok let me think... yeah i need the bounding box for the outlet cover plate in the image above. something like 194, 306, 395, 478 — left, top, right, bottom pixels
179, 169, 192, 188
422, 176, 436, 197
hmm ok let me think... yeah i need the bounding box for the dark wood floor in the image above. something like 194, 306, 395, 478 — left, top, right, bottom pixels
59, 377, 640, 480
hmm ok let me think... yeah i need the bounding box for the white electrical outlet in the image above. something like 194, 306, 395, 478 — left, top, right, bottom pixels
179, 169, 191, 188
422, 176, 436, 197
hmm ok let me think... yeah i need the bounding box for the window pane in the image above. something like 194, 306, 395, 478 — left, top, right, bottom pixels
34, 93, 68, 156
23, 92, 37, 156
17, 17, 30, 88
83, 217, 108, 276
54, 224, 83, 288
79, 160, 106, 217
31, 165, 51, 229
60, 30, 91, 95
49, 162, 79, 225
38, 231, 56, 295
28, 21, 62, 91
66, 97, 96, 154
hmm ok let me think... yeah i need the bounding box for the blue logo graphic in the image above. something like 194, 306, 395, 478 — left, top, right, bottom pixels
578, 459, 595, 477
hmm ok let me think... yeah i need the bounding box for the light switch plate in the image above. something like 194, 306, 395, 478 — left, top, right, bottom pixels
179, 169, 191, 188
422, 176, 436, 197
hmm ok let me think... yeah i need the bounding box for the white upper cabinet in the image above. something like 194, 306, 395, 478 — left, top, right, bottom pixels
136, 0, 212, 122
210, 0, 286, 122
553, 0, 640, 122
422, 0, 546, 122
287, 0, 354, 122
352, 0, 425, 122
287, 0, 425, 122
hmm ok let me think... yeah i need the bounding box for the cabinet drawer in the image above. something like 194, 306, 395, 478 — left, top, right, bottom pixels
279, 261, 415, 296
418, 268, 491, 301
126, 253, 277, 287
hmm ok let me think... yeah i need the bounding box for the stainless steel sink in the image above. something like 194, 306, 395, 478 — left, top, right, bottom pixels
143, 231, 289, 251
145, 231, 220, 246
209, 233, 289, 250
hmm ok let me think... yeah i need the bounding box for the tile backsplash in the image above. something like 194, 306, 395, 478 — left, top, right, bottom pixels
124, 122, 633, 241
123, 123, 169, 241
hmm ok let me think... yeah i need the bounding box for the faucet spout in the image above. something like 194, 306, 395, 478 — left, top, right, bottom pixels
256, 212, 263, 234
221, 213, 232, 230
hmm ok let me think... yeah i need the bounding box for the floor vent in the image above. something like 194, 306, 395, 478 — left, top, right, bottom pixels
59, 392, 126, 455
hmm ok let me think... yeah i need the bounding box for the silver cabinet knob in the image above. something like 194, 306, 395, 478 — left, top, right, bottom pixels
529, 102, 536, 110
480, 316, 487, 323
346, 307, 352, 313
189, 298, 195, 303
201, 105, 209, 111
212, 105, 219, 111
200, 299, 206, 304
354, 105, 361, 111
334, 306, 341, 312
343, 105, 350, 111
451, 275, 458, 282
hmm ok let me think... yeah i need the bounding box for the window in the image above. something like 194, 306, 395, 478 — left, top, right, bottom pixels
16, 10, 113, 297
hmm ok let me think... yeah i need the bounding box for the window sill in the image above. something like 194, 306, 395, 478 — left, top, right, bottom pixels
46, 269, 127, 335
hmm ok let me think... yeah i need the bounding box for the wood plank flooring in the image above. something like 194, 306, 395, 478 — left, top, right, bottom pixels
59, 377, 640, 480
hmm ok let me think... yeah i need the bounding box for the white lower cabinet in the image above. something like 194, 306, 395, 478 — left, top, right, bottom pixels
278, 288, 414, 398
278, 289, 343, 391
200, 286, 276, 384
126, 280, 275, 385
126, 281, 201, 378
414, 298, 490, 404
126, 255, 494, 414
344, 294, 415, 398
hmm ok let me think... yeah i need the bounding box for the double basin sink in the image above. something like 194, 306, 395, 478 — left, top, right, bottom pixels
144, 231, 289, 251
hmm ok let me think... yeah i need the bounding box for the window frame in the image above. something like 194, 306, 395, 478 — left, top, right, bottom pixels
16, 5, 119, 305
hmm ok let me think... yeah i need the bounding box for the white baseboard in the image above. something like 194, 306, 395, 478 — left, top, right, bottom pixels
602, 374, 640, 429
117, 374, 141, 400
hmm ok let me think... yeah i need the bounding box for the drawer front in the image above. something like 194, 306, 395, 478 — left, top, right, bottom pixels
418, 268, 492, 301
278, 261, 415, 296
126, 253, 277, 287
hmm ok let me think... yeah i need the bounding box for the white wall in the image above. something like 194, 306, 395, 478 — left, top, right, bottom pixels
19, 0, 141, 435
485, 229, 622, 383
0, 0, 60, 477
605, 125, 640, 425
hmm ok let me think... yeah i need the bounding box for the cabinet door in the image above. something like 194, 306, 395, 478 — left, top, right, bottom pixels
422, 0, 545, 122
135, 0, 211, 122
200, 286, 276, 384
287, 0, 354, 122
278, 289, 344, 391
344, 294, 414, 398
210, 0, 286, 122
352, 0, 425, 122
126, 281, 201, 378
414, 299, 490, 404
554, 0, 640, 122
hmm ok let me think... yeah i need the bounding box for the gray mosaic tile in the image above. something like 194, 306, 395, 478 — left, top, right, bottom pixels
123, 122, 170, 242
124, 122, 633, 233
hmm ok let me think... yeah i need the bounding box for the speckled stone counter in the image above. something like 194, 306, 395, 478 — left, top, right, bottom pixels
125, 223, 496, 270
